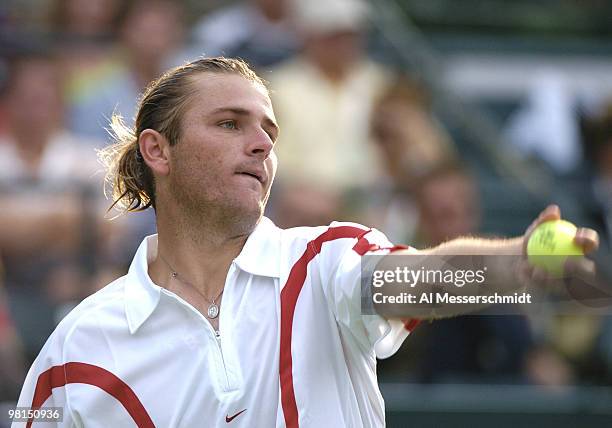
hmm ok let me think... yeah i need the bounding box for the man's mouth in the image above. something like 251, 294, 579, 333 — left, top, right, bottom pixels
237, 170, 265, 184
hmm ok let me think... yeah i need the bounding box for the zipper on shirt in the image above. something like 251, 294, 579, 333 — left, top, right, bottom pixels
160, 263, 238, 392
208, 262, 238, 391
208, 319, 233, 391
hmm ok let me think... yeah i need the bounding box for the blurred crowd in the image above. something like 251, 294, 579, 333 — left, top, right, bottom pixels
1, 0, 612, 404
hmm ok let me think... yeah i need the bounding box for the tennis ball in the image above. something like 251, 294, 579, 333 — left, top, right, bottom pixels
527, 220, 584, 276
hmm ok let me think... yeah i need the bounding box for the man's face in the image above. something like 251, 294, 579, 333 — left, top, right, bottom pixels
167, 73, 278, 230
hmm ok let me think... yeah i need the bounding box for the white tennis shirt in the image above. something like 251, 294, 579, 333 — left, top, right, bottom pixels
15, 217, 419, 428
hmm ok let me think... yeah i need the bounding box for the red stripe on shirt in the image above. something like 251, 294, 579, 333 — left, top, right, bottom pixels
27, 362, 155, 428
381, 245, 421, 335
279, 226, 372, 428
403, 318, 421, 332
351, 232, 378, 255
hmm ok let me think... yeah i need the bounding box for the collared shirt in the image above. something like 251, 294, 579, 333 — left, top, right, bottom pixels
14, 217, 418, 428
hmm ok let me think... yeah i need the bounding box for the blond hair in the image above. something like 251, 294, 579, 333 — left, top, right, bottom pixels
98, 57, 266, 212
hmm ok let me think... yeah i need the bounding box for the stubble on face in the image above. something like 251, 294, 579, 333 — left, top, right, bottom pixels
163, 73, 277, 241
170, 148, 265, 239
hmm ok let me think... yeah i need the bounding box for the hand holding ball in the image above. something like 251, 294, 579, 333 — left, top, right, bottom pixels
527, 220, 584, 276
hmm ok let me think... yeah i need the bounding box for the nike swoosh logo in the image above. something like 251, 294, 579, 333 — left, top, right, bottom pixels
225, 409, 247, 423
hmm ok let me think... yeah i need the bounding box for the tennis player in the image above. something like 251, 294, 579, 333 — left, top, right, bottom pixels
13, 57, 598, 427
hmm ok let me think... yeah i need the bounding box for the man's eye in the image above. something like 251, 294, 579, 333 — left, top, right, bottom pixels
219, 120, 237, 129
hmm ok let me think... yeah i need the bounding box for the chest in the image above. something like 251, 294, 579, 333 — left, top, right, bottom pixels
69, 276, 282, 427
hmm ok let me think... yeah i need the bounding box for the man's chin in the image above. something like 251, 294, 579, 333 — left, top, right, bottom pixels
221, 200, 265, 233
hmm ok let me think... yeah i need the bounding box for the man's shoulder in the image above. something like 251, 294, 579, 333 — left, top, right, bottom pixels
280, 224, 329, 241
53, 276, 128, 339
280, 221, 372, 252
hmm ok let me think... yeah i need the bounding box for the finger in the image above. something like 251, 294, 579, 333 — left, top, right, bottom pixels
531, 266, 550, 284
564, 258, 612, 308
565, 257, 596, 277
574, 228, 600, 254
516, 260, 534, 286
538, 204, 561, 223
523, 205, 563, 253
525, 205, 561, 234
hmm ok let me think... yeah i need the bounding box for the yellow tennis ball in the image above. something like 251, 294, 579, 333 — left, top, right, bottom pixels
527, 220, 584, 276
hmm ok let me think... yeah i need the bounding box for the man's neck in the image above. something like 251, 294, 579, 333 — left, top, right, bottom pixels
149, 211, 254, 298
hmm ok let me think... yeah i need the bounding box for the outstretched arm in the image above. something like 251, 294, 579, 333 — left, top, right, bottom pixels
376, 205, 600, 319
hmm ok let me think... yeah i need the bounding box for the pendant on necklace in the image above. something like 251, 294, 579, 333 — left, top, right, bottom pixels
207, 303, 220, 319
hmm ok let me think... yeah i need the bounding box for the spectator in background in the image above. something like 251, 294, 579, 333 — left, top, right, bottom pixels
413, 164, 480, 247
0, 52, 100, 184
371, 77, 455, 185
365, 76, 457, 243
269, 0, 391, 226
51, 0, 124, 136
67, 0, 186, 142
412, 164, 536, 383
193, 0, 298, 68
51, 0, 122, 41
0, 52, 105, 365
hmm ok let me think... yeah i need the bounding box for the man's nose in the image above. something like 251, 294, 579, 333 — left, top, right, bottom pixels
246, 128, 274, 159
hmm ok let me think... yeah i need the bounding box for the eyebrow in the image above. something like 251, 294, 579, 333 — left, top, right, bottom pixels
210, 107, 279, 135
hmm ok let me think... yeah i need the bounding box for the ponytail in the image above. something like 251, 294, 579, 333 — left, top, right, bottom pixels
98, 114, 155, 212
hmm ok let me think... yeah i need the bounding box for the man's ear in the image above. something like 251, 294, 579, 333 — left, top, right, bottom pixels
139, 129, 170, 176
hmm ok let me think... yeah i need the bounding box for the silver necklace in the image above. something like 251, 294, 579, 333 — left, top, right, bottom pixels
159, 254, 224, 319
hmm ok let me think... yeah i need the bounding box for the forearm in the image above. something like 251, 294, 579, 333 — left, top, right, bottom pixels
411, 236, 524, 288
375, 204, 599, 320
420, 236, 523, 256
377, 237, 526, 320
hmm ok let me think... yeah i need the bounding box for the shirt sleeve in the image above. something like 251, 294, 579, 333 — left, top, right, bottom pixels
319, 224, 421, 359
13, 331, 78, 428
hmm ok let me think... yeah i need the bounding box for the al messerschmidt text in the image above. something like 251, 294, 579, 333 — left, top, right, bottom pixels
373, 292, 532, 305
